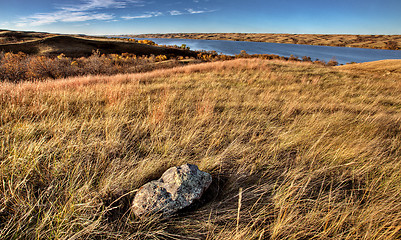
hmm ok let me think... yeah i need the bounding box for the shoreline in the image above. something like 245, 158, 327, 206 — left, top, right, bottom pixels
129, 33, 401, 50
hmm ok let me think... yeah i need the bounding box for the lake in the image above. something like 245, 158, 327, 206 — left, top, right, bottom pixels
135, 37, 401, 65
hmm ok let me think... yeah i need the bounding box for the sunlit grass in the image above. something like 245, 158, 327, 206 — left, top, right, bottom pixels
1, 59, 401, 239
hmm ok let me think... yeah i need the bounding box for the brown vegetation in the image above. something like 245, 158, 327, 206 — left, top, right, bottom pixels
133, 33, 401, 50
1, 59, 401, 239
0, 51, 200, 82
337, 59, 401, 75
0, 30, 55, 44
0, 50, 339, 82
0, 32, 195, 58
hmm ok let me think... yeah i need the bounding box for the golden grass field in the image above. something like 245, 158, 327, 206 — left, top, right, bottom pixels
133, 33, 401, 50
1, 59, 401, 239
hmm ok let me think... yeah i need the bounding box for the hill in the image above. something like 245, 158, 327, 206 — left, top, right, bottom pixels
0, 29, 55, 43
337, 59, 401, 73
1, 59, 401, 239
0, 30, 195, 58
132, 33, 401, 50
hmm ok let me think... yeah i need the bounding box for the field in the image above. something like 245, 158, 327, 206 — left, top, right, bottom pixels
132, 33, 401, 50
0, 30, 55, 44
1, 58, 401, 239
0, 30, 195, 58
0, 47, 337, 83
4, 30, 400, 51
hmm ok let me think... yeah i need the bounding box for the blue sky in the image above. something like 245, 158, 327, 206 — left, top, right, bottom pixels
0, 0, 400, 35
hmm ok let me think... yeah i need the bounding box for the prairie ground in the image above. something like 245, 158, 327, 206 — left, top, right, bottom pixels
0, 35, 194, 58
133, 33, 401, 50
1, 59, 401, 239
0, 30, 195, 58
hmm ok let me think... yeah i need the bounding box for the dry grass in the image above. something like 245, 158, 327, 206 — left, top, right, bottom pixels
134, 33, 401, 50
337, 59, 401, 73
1, 59, 401, 239
0, 34, 195, 58
0, 51, 331, 83
0, 52, 199, 82
0, 30, 55, 44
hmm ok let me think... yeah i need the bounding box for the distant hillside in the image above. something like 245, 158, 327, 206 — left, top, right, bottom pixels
0, 30, 196, 58
132, 33, 401, 50
0, 30, 55, 44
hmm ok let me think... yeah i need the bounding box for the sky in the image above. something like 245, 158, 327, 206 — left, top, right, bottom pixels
0, 0, 400, 35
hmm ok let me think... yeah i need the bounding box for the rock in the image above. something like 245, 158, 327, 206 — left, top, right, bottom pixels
132, 164, 212, 217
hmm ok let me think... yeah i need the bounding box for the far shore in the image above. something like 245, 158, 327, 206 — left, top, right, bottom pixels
130, 33, 401, 50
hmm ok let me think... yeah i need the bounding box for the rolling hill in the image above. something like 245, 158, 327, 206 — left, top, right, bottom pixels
0, 30, 196, 58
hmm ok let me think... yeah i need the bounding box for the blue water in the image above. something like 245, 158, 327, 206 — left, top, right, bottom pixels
133, 37, 401, 65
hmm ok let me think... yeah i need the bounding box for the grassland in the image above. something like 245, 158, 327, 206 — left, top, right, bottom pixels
0, 29, 55, 43
0, 30, 195, 58
0, 49, 331, 83
133, 33, 401, 50
0, 51, 204, 82
1, 58, 401, 239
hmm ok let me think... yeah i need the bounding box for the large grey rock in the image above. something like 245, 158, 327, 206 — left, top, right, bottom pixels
132, 164, 212, 217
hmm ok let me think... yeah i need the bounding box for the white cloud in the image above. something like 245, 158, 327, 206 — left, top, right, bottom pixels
122, 8, 215, 20
62, 12, 114, 22
57, 0, 143, 12
187, 8, 215, 14
122, 11, 162, 19
58, 0, 124, 11
15, 0, 217, 26
123, 7, 216, 20
187, 9, 205, 14
0, 22, 9, 27
122, 14, 152, 19
16, 0, 143, 26
169, 10, 183, 16
17, 11, 114, 27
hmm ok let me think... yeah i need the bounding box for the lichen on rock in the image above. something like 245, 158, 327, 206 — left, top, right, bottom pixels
132, 164, 212, 217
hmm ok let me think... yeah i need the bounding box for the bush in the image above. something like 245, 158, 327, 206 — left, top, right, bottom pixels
302, 56, 312, 62
0, 52, 27, 81
235, 50, 250, 58
289, 54, 299, 61
0, 51, 177, 82
314, 59, 326, 65
0, 50, 336, 82
326, 57, 339, 66
385, 41, 398, 50
180, 44, 190, 50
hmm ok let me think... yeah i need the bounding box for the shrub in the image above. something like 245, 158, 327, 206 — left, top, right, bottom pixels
236, 50, 250, 58
0, 51, 177, 82
326, 57, 339, 66
289, 54, 299, 61
302, 56, 312, 62
0, 49, 334, 83
180, 44, 190, 50
385, 41, 398, 50
0, 52, 27, 81
314, 59, 326, 65
155, 55, 168, 62
137, 39, 157, 46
